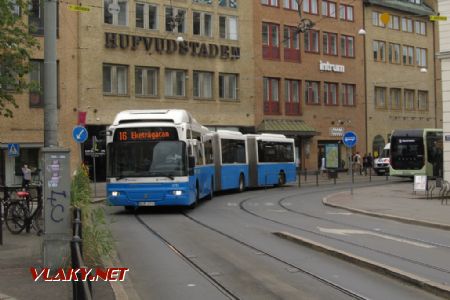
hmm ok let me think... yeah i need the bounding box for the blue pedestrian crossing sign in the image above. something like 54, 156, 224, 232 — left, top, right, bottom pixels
7, 143, 20, 157
342, 131, 358, 148
72, 126, 88, 143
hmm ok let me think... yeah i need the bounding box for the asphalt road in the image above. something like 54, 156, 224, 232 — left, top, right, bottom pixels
106, 180, 448, 300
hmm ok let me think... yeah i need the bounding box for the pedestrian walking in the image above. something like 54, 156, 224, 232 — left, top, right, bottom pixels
354, 152, 362, 175
363, 154, 368, 176
320, 155, 326, 176
22, 164, 32, 188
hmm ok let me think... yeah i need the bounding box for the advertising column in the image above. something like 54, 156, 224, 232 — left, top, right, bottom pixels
42, 148, 71, 269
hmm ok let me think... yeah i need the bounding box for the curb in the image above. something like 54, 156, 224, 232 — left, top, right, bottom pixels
90, 198, 106, 204
274, 231, 450, 299
323, 192, 450, 231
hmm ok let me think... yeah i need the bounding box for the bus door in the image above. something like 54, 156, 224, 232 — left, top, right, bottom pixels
247, 137, 258, 188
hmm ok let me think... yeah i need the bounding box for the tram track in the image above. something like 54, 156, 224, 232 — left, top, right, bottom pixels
133, 204, 370, 300
134, 214, 241, 300
237, 188, 450, 278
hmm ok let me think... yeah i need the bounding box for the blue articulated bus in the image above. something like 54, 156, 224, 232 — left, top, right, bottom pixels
208, 130, 249, 192
246, 134, 296, 187
106, 110, 214, 209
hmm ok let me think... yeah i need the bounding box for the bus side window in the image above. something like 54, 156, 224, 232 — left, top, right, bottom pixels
195, 144, 204, 166
204, 140, 214, 164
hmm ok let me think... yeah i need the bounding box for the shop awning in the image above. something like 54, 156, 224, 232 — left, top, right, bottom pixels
257, 119, 318, 136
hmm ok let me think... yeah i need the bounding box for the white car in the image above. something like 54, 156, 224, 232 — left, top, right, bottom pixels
373, 143, 390, 175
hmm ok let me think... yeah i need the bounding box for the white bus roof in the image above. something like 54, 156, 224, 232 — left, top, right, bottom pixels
246, 133, 294, 142
216, 130, 246, 140
112, 109, 199, 126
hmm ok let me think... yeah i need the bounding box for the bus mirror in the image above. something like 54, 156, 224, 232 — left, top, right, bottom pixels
188, 156, 195, 169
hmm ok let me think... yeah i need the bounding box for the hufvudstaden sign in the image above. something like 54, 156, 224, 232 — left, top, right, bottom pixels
105, 32, 241, 60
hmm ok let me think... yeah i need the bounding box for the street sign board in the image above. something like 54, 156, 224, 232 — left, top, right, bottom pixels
342, 131, 357, 148
7, 143, 20, 157
68, 4, 90, 12
430, 15, 447, 21
72, 126, 88, 143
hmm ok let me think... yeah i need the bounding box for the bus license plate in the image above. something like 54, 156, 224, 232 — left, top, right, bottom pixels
140, 201, 155, 206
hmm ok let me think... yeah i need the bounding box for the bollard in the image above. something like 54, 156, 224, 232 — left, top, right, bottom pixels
333, 173, 337, 185
297, 169, 301, 188
316, 171, 319, 186
304, 169, 307, 182
265, 174, 267, 189
386, 172, 389, 181
369, 167, 372, 182
352, 168, 354, 184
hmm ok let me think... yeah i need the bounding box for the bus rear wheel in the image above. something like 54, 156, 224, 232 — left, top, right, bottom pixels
278, 172, 286, 186
238, 175, 245, 193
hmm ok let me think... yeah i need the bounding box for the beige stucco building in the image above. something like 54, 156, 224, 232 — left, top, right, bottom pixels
363, 0, 441, 158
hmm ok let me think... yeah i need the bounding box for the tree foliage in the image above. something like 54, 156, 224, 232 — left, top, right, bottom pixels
0, 0, 39, 117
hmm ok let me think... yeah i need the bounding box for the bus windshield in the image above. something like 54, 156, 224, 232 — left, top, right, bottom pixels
390, 137, 424, 170
107, 141, 187, 178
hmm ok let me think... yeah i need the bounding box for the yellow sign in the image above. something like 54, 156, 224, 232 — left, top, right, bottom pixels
68, 5, 90, 12
380, 13, 390, 26
430, 15, 447, 21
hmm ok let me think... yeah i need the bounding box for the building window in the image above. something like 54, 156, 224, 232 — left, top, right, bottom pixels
324, 82, 338, 105
285, 79, 301, 115
404, 89, 415, 110
415, 20, 426, 35
418, 90, 428, 111
341, 84, 355, 106
219, 0, 238, 8
403, 45, 414, 65
136, 3, 158, 30
323, 32, 337, 55
135, 67, 158, 97
283, 26, 300, 62
193, 71, 213, 99
375, 87, 386, 108
402, 17, 413, 32
219, 15, 238, 40
165, 6, 186, 33
304, 30, 319, 53
388, 15, 400, 30
165, 69, 186, 97
103, 64, 128, 96
303, 0, 318, 14
29, 60, 44, 107
29, 0, 59, 35
372, 12, 385, 27
390, 88, 401, 109
388, 43, 400, 64
283, 0, 298, 10
341, 35, 354, 57
219, 73, 238, 100
322, 0, 336, 18
416, 47, 427, 67
261, 0, 278, 7
305, 81, 320, 104
262, 23, 280, 60
104, 0, 128, 26
263, 77, 280, 114
193, 11, 213, 37
373, 40, 385, 62
339, 4, 353, 21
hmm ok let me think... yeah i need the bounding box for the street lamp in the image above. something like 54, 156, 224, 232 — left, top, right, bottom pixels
420, 68, 428, 73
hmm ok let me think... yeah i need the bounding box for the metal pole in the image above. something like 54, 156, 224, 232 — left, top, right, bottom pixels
316, 171, 319, 186
304, 168, 307, 182
44, 0, 58, 147
369, 166, 372, 182
92, 137, 97, 198
297, 169, 301, 188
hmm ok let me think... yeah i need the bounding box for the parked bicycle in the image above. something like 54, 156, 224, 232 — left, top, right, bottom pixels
4, 186, 43, 235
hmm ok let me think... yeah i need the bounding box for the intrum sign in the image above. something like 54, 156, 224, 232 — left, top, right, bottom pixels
342, 131, 357, 148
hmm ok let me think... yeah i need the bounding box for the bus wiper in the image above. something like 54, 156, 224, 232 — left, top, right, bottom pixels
148, 172, 175, 180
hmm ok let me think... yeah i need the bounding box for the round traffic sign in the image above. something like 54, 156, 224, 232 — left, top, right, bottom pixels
342, 131, 358, 148
72, 126, 88, 143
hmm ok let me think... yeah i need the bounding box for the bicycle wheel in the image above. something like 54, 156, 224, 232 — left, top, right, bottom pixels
31, 207, 44, 235
5, 202, 27, 234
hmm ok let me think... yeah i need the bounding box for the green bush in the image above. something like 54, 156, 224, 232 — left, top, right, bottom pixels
71, 165, 113, 266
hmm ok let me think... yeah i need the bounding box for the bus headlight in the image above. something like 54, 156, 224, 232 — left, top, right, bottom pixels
172, 190, 183, 196
112, 191, 120, 197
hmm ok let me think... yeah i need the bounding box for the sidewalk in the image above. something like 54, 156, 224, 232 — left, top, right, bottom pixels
0, 184, 114, 300
323, 181, 450, 230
